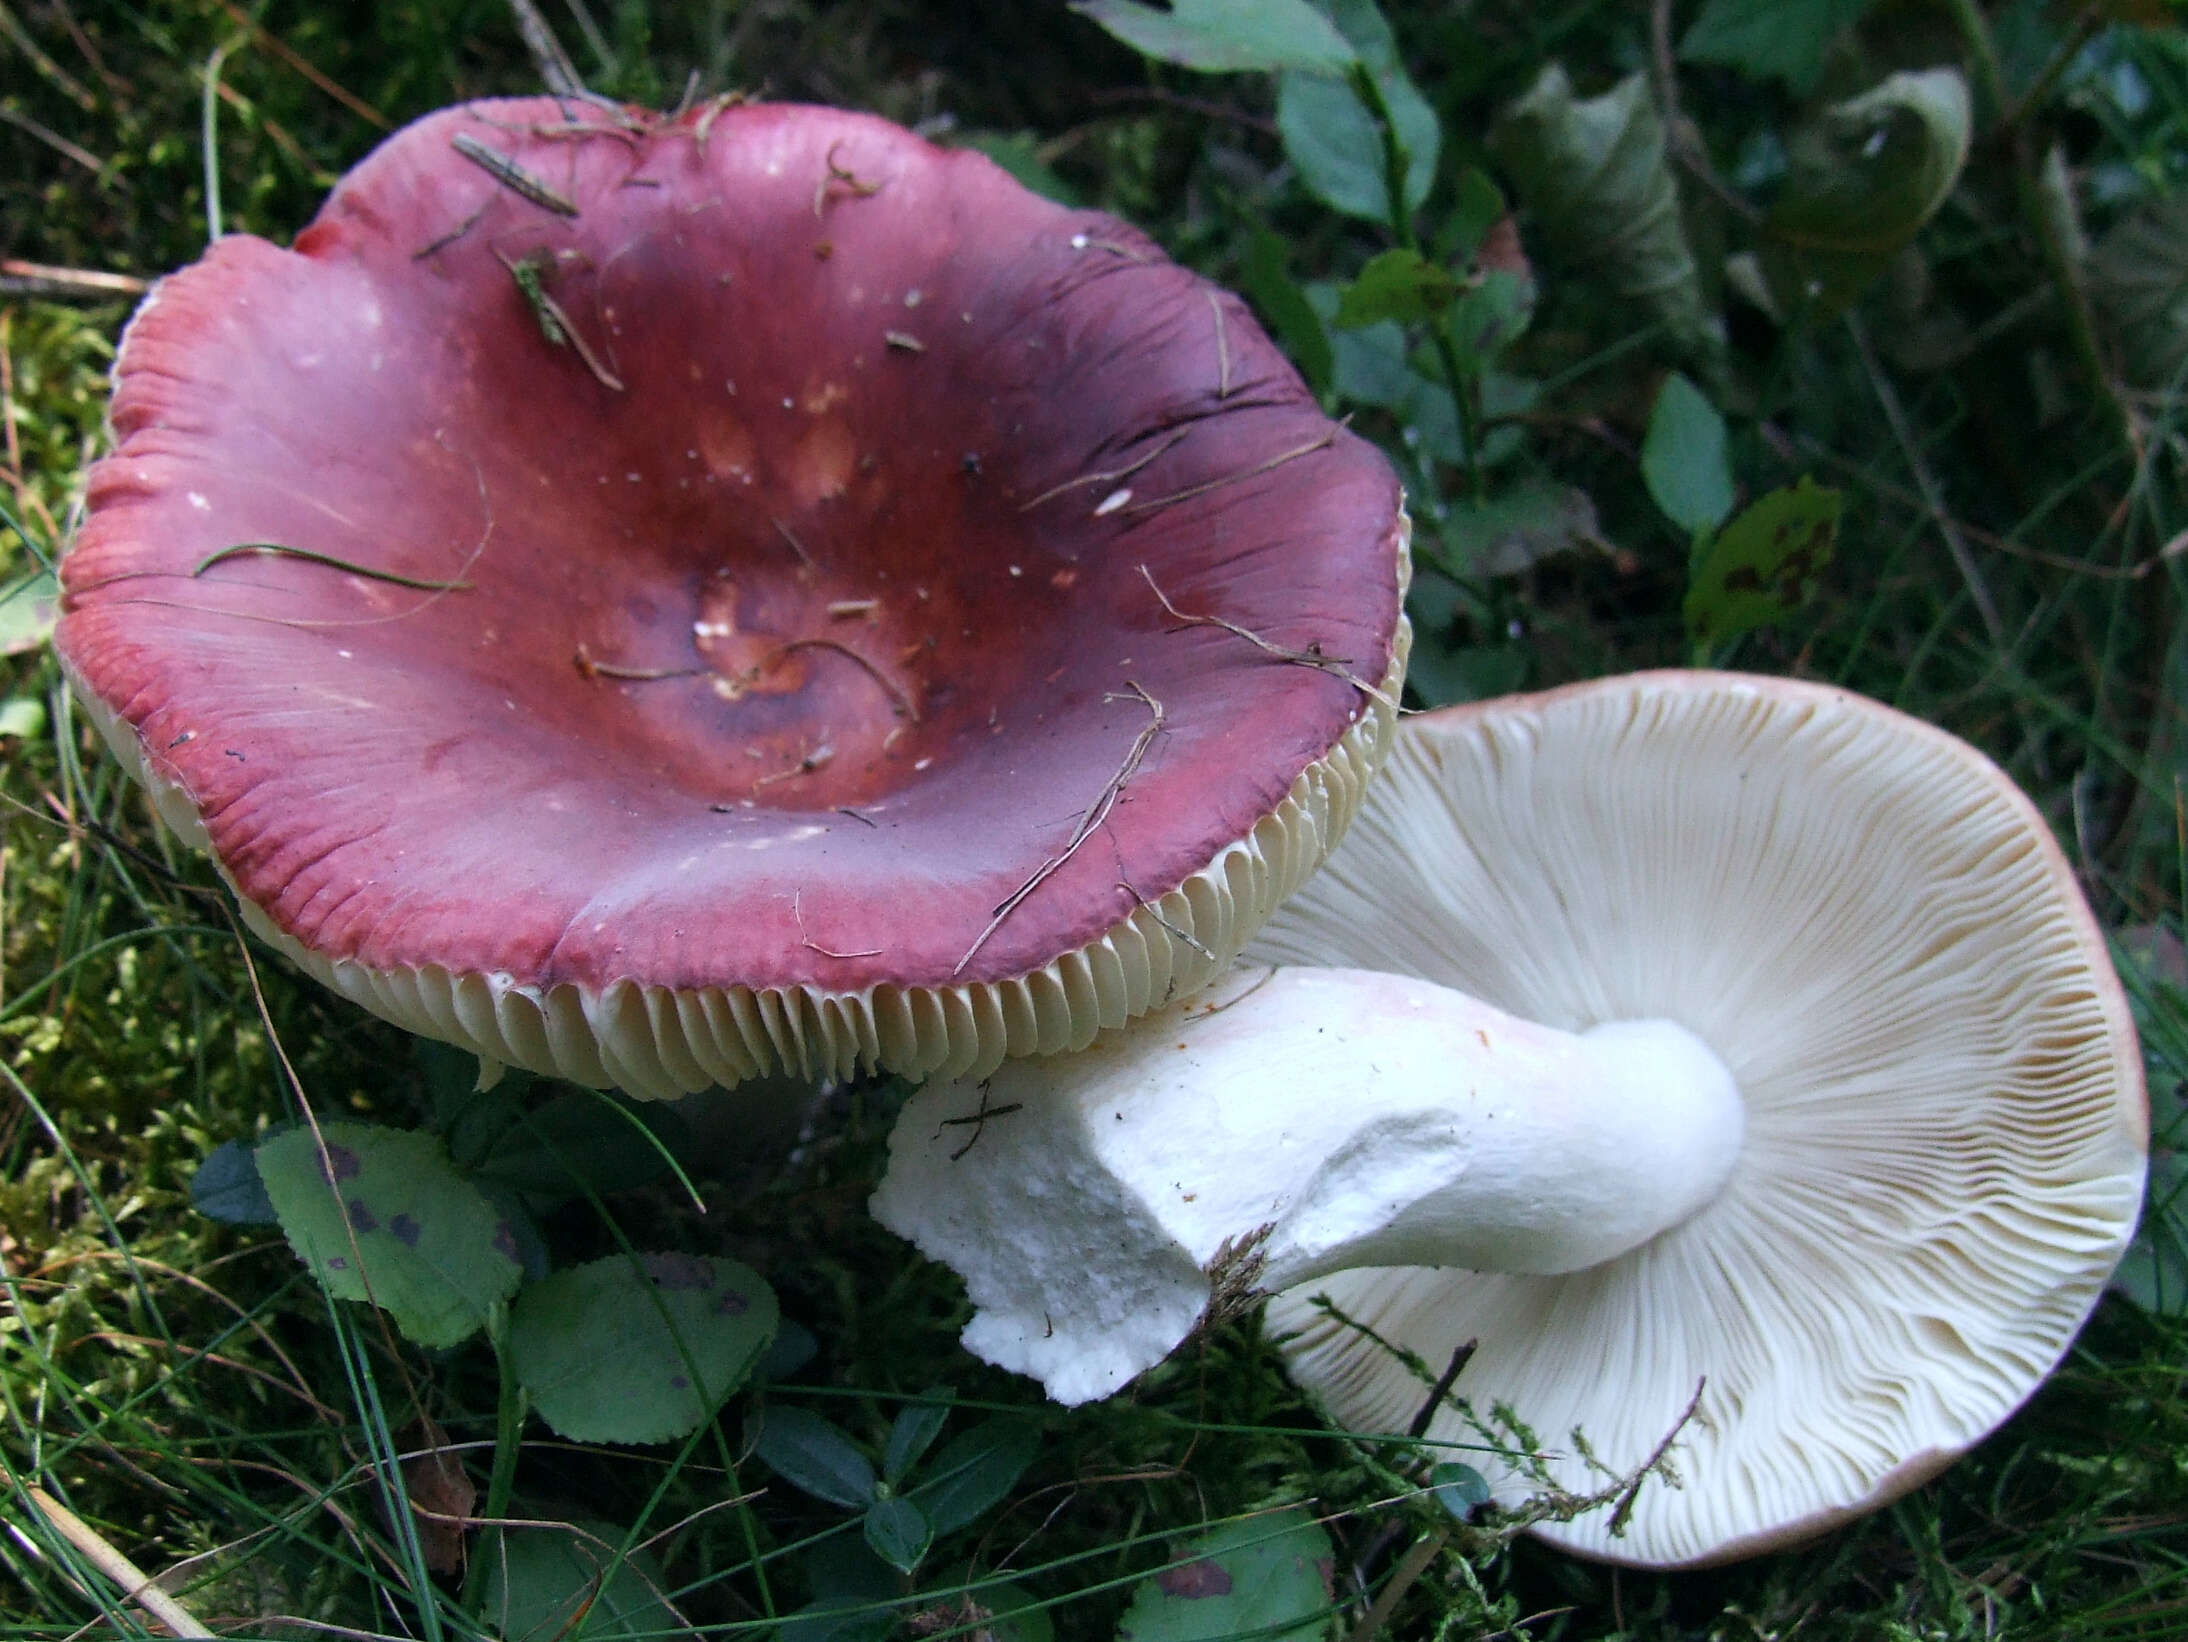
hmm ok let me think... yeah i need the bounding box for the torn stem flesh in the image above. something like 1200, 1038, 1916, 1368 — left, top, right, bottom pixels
871, 964, 1745, 1406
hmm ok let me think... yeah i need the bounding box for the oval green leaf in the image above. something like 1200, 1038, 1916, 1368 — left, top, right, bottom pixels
1116, 1507, 1338, 1642
908, 1417, 1041, 1538
755, 1405, 879, 1508
1070, 0, 1356, 74
882, 1389, 955, 1485
863, 1494, 933, 1574
1641, 372, 1737, 536
256, 1121, 523, 1349
1685, 476, 1840, 652
477, 1523, 685, 1641
508, 1252, 778, 1444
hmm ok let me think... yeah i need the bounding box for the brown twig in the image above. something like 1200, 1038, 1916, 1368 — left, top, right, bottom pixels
0, 258, 146, 300
1139, 564, 1394, 707
1017, 430, 1190, 512
502, 0, 584, 97
0, 103, 102, 171
1207, 290, 1233, 399
26, 1486, 214, 1637
813, 140, 884, 214
791, 888, 882, 959
938, 1083, 1024, 1161
956, 682, 1164, 975
453, 132, 580, 216
0, 1, 95, 110
770, 516, 818, 570
1605, 1380, 1706, 1536
219, 1, 388, 128
1117, 881, 1215, 962
573, 643, 702, 681
192, 542, 474, 592
768, 639, 918, 721
1121, 425, 1341, 514
752, 744, 836, 789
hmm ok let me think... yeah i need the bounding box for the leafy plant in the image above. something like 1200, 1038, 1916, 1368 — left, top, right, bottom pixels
753, 1396, 1042, 1577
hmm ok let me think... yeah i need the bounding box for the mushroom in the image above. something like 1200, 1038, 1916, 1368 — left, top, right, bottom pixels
57, 98, 1408, 1099
873, 670, 2147, 1565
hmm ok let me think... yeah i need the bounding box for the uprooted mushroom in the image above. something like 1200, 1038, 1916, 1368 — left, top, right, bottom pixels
57, 97, 1409, 1098
874, 670, 2148, 1567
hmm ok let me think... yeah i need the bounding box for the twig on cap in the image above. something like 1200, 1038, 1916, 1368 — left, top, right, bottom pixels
192, 542, 475, 593
1122, 424, 1340, 515
452, 132, 580, 216
1017, 429, 1190, 513
573, 643, 702, 681
495, 249, 625, 391
765, 638, 920, 723
1138, 564, 1394, 709
792, 888, 883, 960
1206, 290, 1233, 400
770, 516, 818, 571
479, 113, 646, 148
814, 141, 885, 214
753, 744, 836, 789
956, 682, 1165, 975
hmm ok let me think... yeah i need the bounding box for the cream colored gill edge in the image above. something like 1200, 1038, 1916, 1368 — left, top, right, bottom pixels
63, 513, 1413, 1100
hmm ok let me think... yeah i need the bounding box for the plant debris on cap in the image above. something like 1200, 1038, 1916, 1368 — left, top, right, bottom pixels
58, 97, 1409, 1099
1250, 671, 2146, 1568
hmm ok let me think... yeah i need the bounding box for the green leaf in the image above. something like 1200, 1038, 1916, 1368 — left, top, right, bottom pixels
191, 1137, 280, 1225
863, 1495, 933, 1574
1445, 269, 1533, 372
1276, 1, 1438, 222
256, 1122, 522, 1349
1240, 228, 1335, 396
1685, 477, 1840, 651
883, 1389, 954, 1485
1440, 476, 1602, 578
1069, 0, 1357, 73
1488, 66, 1717, 359
2113, 1151, 2188, 1315
756, 1406, 879, 1508
1429, 1462, 1493, 1521
907, 1417, 1041, 1537
1115, 1508, 1338, 1642
0, 697, 46, 741
474, 1088, 691, 1203
1403, 640, 1526, 709
1641, 372, 1737, 535
1442, 168, 1508, 264
781, 1600, 898, 1642
1761, 68, 1973, 322
949, 131, 1081, 206
2088, 191, 2188, 394
1679, 0, 1877, 92
476, 1524, 684, 1641
509, 1253, 778, 1444
1306, 282, 1414, 408
0, 567, 57, 657
1334, 248, 1463, 329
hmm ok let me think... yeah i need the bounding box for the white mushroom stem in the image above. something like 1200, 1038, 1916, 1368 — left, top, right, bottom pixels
871, 964, 1747, 1407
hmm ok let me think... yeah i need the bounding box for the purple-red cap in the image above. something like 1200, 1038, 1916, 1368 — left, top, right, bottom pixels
59, 98, 1409, 1097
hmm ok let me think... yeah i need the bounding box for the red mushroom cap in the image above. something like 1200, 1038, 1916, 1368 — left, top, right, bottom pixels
59, 99, 1409, 1097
